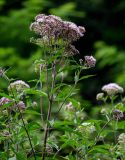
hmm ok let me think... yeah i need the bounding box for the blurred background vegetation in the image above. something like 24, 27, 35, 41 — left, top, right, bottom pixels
0, 0, 125, 106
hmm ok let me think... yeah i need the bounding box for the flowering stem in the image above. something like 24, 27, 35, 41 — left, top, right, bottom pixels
42, 61, 56, 160
40, 66, 44, 122
6, 77, 36, 160
89, 118, 113, 150
54, 74, 78, 121
114, 118, 118, 143
17, 106, 36, 160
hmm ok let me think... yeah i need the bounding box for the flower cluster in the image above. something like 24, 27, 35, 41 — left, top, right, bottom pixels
0, 67, 5, 77
65, 102, 74, 111
118, 133, 125, 144
30, 14, 85, 55
78, 122, 96, 134
0, 97, 25, 110
102, 83, 124, 96
0, 97, 11, 106
84, 56, 96, 68
113, 109, 124, 120
8, 80, 30, 93
96, 93, 104, 101
96, 83, 124, 100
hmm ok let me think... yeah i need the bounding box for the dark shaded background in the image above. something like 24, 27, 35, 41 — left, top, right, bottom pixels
0, 0, 125, 105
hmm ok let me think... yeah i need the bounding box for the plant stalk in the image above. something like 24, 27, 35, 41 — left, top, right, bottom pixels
42, 61, 56, 160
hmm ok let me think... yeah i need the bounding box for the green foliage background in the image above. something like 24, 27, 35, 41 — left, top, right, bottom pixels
0, 0, 125, 103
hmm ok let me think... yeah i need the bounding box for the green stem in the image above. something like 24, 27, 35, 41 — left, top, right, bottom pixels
42, 61, 56, 160
88, 118, 113, 151
5, 77, 36, 160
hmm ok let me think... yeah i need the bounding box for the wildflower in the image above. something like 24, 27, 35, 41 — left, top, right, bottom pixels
2, 131, 11, 137
30, 14, 63, 40
64, 44, 79, 55
61, 21, 85, 42
96, 93, 104, 101
100, 108, 108, 115
30, 14, 85, 55
78, 122, 96, 134
118, 133, 125, 144
0, 68, 5, 77
0, 97, 11, 106
8, 80, 30, 93
76, 111, 86, 120
46, 145, 53, 155
32, 101, 38, 107
84, 56, 96, 68
0, 97, 26, 110
117, 133, 125, 152
65, 102, 74, 111
102, 83, 124, 96
79, 59, 83, 65
30, 14, 85, 42
113, 109, 124, 120
16, 101, 25, 109
34, 59, 46, 73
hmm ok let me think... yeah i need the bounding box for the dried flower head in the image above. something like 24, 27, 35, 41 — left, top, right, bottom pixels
102, 83, 124, 96
96, 93, 104, 101
84, 56, 96, 68
113, 109, 124, 120
8, 80, 30, 93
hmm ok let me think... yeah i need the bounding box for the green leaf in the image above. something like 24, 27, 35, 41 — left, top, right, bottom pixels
0, 92, 12, 100
88, 144, 111, 154
67, 98, 81, 109
1, 101, 14, 109
25, 88, 47, 97
27, 121, 41, 131
8, 157, 16, 160
16, 151, 27, 160
79, 75, 96, 81
56, 85, 77, 101
24, 110, 41, 116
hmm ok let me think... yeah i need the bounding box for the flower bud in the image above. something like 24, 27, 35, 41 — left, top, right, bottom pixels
96, 93, 104, 101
